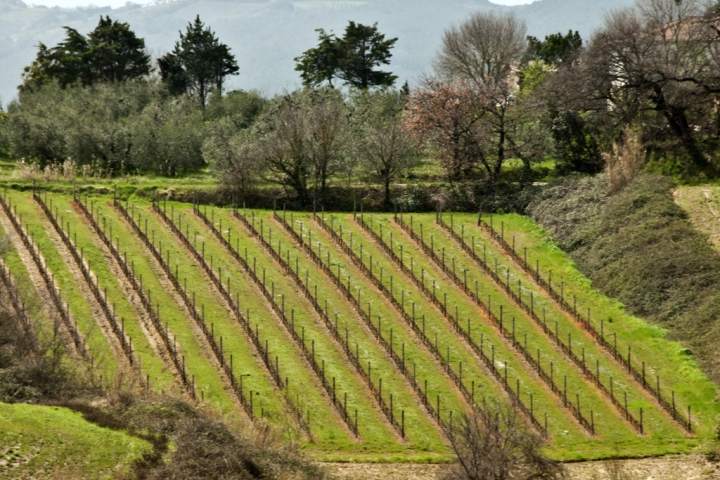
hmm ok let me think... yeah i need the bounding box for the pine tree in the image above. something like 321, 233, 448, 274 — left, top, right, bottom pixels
295, 21, 397, 90
20, 17, 150, 91
159, 15, 239, 108
87, 16, 151, 83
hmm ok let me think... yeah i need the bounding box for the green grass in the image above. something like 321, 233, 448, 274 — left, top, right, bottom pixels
435, 217, 686, 438
47, 193, 176, 393
338, 213, 709, 460
0, 221, 61, 350
384, 216, 637, 439
209, 207, 405, 453
2, 188, 719, 462
450, 212, 718, 455
263, 211, 447, 453
0, 402, 150, 479
5, 191, 118, 379
89, 201, 238, 416
415, 216, 694, 454
326, 215, 592, 450
337, 215, 589, 450
169, 206, 362, 453
138, 205, 289, 425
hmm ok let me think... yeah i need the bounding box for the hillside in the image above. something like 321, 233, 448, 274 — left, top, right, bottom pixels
0, 0, 634, 105
0, 402, 150, 478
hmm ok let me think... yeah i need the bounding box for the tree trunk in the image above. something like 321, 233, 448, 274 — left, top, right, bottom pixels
651, 86, 709, 169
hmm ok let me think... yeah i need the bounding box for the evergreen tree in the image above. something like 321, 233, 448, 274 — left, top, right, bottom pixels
20, 17, 149, 91
336, 22, 397, 89
295, 21, 397, 89
294, 29, 342, 88
87, 16, 151, 83
527, 30, 582, 65
159, 16, 239, 108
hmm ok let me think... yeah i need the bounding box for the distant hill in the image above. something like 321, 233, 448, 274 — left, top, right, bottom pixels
0, 0, 634, 105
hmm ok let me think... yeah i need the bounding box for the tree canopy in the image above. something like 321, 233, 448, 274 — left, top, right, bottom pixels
20, 16, 150, 91
295, 22, 398, 89
527, 30, 582, 65
159, 15, 239, 108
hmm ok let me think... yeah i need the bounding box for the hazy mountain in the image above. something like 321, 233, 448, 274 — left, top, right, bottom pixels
0, 0, 634, 105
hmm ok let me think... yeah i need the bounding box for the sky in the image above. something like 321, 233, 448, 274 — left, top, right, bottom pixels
29, 0, 539, 9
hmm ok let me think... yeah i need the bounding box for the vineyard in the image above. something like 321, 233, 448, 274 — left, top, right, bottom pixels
0, 188, 718, 462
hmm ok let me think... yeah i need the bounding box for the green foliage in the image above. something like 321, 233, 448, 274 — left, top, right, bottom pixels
348, 88, 419, 206
295, 21, 397, 89
517, 61, 552, 96
528, 173, 720, 383
527, 30, 582, 65
546, 109, 603, 174
5, 81, 205, 175
294, 29, 342, 88
158, 15, 239, 108
20, 16, 150, 91
0, 403, 151, 479
205, 89, 267, 127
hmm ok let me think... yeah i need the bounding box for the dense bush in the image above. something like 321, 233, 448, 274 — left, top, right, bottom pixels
528, 174, 720, 381
5, 81, 206, 175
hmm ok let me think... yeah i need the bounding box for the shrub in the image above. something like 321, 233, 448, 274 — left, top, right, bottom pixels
528, 173, 720, 381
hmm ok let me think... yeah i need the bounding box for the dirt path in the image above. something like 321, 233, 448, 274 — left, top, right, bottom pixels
323, 454, 720, 479
0, 208, 80, 357
674, 186, 720, 252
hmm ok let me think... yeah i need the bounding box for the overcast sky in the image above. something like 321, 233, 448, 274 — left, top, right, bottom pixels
29, 0, 539, 9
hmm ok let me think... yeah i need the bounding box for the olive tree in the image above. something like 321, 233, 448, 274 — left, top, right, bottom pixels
350, 89, 418, 207
253, 88, 350, 205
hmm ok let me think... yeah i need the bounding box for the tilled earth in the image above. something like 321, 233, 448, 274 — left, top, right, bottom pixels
324, 454, 720, 479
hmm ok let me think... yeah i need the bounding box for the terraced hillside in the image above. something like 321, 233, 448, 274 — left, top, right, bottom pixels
1, 189, 717, 462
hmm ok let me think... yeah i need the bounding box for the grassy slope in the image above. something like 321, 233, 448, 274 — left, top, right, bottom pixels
0, 221, 60, 348
213, 207, 405, 455
345, 214, 614, 456
428, 215, 694, 455
0, 402, 150, 479
264, 212, 447, 453
92, 202, 238, 416
49, 193, 176, 393
453, 212, 717, 453
140, 205, 290, 425
674, 186, 720, 251
299, 212, 468, 429
170, 206, 360, 455
5, 191, 118, 379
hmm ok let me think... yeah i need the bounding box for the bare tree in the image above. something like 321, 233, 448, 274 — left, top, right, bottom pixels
203, 119, 260, 199
435, 11, 528, 87
429, 12, 530, 184
552, 0, 720, 172
403, 79, 489, 181
351, 89, 418, 208
439, 401, 566, 480
254, 88, 349, 205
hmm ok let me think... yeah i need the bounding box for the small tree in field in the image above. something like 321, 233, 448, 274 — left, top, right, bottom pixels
351, 89, 418, 208
402, 79, 490, 182
440, 401, 566, 480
